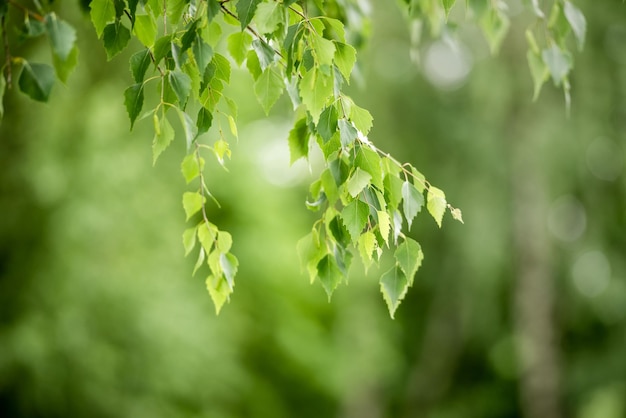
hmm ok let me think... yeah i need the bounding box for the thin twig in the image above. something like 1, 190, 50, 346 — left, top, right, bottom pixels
7, 0, 44, 22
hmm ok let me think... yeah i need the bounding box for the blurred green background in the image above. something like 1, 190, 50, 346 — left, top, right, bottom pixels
1, 1, 625, 417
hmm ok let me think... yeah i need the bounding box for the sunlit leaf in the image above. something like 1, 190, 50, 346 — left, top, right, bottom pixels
341, 198, 369, 242
133, 14, 157, 47
183, 226, 197, 256
288, 117, 309, 164
206, 274, 231, 314
181, 153, 205, 184
182, 191, 205, 220
357, 230, 376, 270
90, 0, 116, 38
152, 114, 174, 164
317, 254, 342, 300
254, 67, 284, 115
394, 237, 423, 285
380, 265, 409, 318
426, 186, 446, 228
227, 31, 253, 66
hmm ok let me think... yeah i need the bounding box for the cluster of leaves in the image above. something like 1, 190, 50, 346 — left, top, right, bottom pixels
403, 0, 586, 110
0, 0, 586, 317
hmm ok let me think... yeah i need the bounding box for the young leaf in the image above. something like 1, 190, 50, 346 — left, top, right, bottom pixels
192, 248, 205, 276
130, 48, 151, 83
297, 231, 326, 283
197, 222, 217, 252
254, 1, 283, 34
355, 146, 383, 189
18, 62, 55, 102
346, 168, 372, 198
450, 207, 464, 223
564, 1, 586, 51
182, 191, 205, 220
357, 230, 377, 270
236, 0, 261, 30
102, 21, 131, 60
341, 198, 369, 242
401, 181, 423, 229
380, 265, 409, 318
300, 68, 333, 123
349, 103, 373, 135
133, 14, 157, 47
288, 117, 309, 164
45, 13, 77, 61
90, 0, 116, 38
443, 0, 456, 17
333, 42, 356, 82
338, 119, 358, 147
394, 237, 423, 285
317, 254, 343, 300
217, 230, 233, 253
311, 33, 336, 67
227, 32, 253, 66
206, 274, 231, 314
254, 67, 284, 115
152, 115, 175, 164
181, 153, 204, 184
212, 53, 231, 83
426, 186, 447, 228
124, 83, 144, 129
182, 226, 197, 256
377, 210, 390, 245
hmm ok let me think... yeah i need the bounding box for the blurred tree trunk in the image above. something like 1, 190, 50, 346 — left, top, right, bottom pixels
510, 109, 563, 418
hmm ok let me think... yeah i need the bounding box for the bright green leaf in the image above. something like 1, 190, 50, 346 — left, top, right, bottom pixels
212, 53, 231, 83
426, 186, 447, 228
182, 191, 205, 220
355, 146, 383, 189
217, 230, 233, 253
346, 168, 372, 198
254, 66, 284, 115
90, 0, 116, 38
177, 108, 198, 150
300, 68, 333, 123
450, 207, 464, 223
246, 49, 262, 80
197, 221, 217, 252
133, 14, 157, 47
341, 198, 369, 242
402, 180, 423, 229
443, 0, 456, 17
227, 31, 253, 66
183, 226, 197, 256
349, 103, 373, 135
152, 115, 174, 164
311, 33, 335, 66
181, 153, 205, 184
213, 138, 231, 165
220, 253, 238, 290
192, 248, 205, 276
124, 83, 144, 129
18, 62, 55, 102
377, 210, 390, 245
254, 2, 283, 34
380, 265, 409, 318
321, 168, 339, 205
288, 117, 309, 164
394, 237, 423, 285
297, 231, 326, 283
357, 230, 376, 270
206, 274, 231, 314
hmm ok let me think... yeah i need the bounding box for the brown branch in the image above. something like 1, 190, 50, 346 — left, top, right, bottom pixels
7, 0, 45, 22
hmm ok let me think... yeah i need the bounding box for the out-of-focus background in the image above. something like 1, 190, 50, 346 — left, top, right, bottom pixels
1, 1, 625, 417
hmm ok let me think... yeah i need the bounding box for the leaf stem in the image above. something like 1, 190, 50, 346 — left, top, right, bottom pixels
7, 0, 45, 22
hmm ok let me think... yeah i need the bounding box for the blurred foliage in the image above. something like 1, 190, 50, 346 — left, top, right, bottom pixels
1, 1, 626, 418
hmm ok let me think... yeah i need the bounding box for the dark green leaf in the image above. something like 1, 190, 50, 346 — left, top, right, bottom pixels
153, 35, 173, 65
380, 265, 409, 318
317, 254, 342, 300
45, 13, 77, 61
329, 156, 349, 186
52, 45, 78, 83
207, 0, 220, 21
196, 107, 213, 136
124, 83, 144, 129
18, 62, 55, 102
341, 199, 369, 243
297, 231, 326, 283
130, 48, 152, 83
181, 20, 199, 53
235, 0, 261, 30
103, 21, 131, 60
318, 105, 338, 142
328, 215, 350, 248
288, 117, 309, 164
168, 70, 192, 106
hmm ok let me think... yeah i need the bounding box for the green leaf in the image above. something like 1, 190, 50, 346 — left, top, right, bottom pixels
220, 253, 238, 290
254, 67, 284, 115
124, 83, 144, 129
394, 237, 423, 285
130, 48, 151, 83
297, 231, 326, 283
402, 180, 423, 229
480, 7, 510, 54
183, 191, 205, 220
153, 35, 173, 65
318, 105, 338, 142
217, 230, 233, 253
355, 146, 383, 189
311, 33, 335, 66
383, 174, 403, 211
341, 199, 369, 242
176, 108, 198, 150
288, 117, 309, 164
0, 73, 5, 122
193, 37, 213, 73
182, 226, 197, 256
227, 31, 253, 66
300, 68, 333, 123
349, 103, 373, 135
426, 186, 447, 228
206, 274, 231, 314
197, 222, 217, 252
542, 44, 571, 86
254, 2, 283, 34
192, 248, 205, 276
246, 49, 262, 80
212, 53, 231, 83
18, 62, 55, 102
252, 39, 277, 70
527, 50, 548, 101
346, 168, 372, 198
45, 13, 77, 61
152, 114, 174, 164
235, 0, 261, 30
102, 21, 131, 60
52, 45, 78, 83
333, 42, 357, 82
564, 1, 586, 50
133, 14, 157, 47
377, 210, 390, 245
196, 107, 213, 136
213, 138, 231, 165
317, 254, 342, 300
166, 0, 188, 27
206, 0, 220, 22
181, 153, 204, 184
357, 230, 376, 270
380, 265, 409, 318
443, 0, 456, 17
321, 168, 339, 205
338, 119, 357, 147
90, 0, 116, 38
168, 70, 192, 106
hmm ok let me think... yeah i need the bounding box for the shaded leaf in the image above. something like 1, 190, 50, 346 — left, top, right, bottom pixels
317, 254, 342, 300
252, 39, 277, 70
394, 237, 423, 285
380, 265, 408, 318
196, 107, 213, 136
338, 119, 357, 147
220, 253, 238, 290
193, 37, 213, 73
183, 226, 197, 256
177, 108, 198, 150
564, 1, 586, 51
318, 105, 338, 142
124, 83, 144, 129
341, 198, 369, 242
103, 21, 131, 60
52, 45, 78, 83
542, 44, 571, 86
130, 48, 151, 83
152, 114, 175, 164
45, 13, 77, 61
402, 180, 423, 229
355, 145, 383, 189
18, 62, 55, 102
297, 231, 326, 283
168, 70, 192, 106
527, 50, 548, 101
